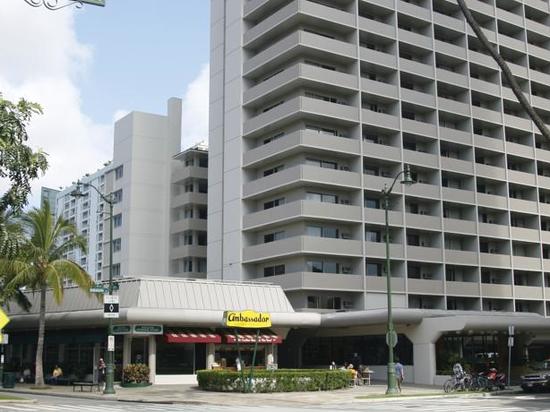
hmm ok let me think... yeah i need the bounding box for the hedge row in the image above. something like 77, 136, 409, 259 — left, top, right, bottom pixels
196, 369, 353, 393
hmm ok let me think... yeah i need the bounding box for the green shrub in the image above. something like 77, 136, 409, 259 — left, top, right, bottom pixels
196, 369, 353, 393
122, 363, 150, 384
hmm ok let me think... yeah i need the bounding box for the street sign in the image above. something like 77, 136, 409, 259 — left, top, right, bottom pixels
90, 284, 107, 294
386, 330, 398, 348
107, 335, 115, 352
508, 336, 514, 347
111, 325, 132, 335
0, 309, 10, 330
104, 295, 119, 319
133, 325, 163, 335
508, 325, 515, 336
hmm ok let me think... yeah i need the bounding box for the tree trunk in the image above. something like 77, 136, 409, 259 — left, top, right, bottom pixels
34, 285, 46, 386
456, 0, 550, 141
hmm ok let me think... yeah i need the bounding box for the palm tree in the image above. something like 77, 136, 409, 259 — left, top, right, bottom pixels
2, 201, 93, 386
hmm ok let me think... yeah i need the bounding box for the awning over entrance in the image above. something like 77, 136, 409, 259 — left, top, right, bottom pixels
224, 331, 282, 344
165, 329, 221, 344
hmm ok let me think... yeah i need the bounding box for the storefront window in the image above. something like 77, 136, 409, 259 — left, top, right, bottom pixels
157, 340, 196, 375
215, 344, 266, 369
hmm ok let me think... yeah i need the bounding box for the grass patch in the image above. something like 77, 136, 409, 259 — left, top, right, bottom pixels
0, 395, 26, 401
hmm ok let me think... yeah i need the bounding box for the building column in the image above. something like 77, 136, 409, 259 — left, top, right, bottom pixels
206, 343, 215, 369
93, 343, 101, 383
148, 336, 156, 384
412, 342, 437, 385
123, 335, 132, 367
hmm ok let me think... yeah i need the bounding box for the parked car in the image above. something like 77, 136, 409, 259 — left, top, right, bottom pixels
521, 359, 550, 393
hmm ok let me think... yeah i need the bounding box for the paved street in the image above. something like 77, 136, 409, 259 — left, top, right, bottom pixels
1, 393, 550, 412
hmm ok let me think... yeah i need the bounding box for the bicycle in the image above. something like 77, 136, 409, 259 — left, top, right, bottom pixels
443, 373, 472, 393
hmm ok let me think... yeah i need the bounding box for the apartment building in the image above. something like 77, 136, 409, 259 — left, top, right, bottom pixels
51, 98, 184, 281
209, 0, 550, 384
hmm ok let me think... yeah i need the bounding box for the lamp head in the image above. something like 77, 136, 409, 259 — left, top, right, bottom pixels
70, 180, 86, 198
400, 165, 415, 186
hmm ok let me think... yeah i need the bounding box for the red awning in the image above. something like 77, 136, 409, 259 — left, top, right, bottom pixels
164, 329, 221, 344
224, 332, 282, 345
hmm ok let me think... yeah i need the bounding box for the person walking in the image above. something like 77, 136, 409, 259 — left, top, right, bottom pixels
97, 358, 106, 390
395, 359, 404, 393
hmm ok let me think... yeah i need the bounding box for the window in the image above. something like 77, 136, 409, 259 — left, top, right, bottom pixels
184, 258, 193, 273
263, 165, 284, 176
114, 165, 123, 180
263, 132, 284, 145
365, 197, 380, 209
306, 158, 337, 169
185, 157, 194, 167
197, 258, 207, 273
307, 296, 321, 308
198, 232, 207, 246
306, 124, 338, 136
306, 192, 337, 203
112, 190, 123, 204
366, 230, 381, 243
264, 264, 286, 277
306, 260, 339, 273
184, 208, 194, 219
264, 231, 285, 243
198, 208, 207, 220
326, 297, 342, 310
113, 214, 122, 228
198, 182, 208, 193
185, 183, 194, 193
112, 263, 121, 278
184, 231, 193, 245
199, 157, 208, 168
407, 234, 420, 246
264, 197, 285, 210
113, 238, 121, 252
306, 226, 339, 238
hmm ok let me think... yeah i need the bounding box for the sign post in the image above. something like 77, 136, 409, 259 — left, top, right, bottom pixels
507, 325, 515, 387
223, 310, 272, 393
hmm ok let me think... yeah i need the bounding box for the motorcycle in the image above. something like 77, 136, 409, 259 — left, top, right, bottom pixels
481, 368, 506, 391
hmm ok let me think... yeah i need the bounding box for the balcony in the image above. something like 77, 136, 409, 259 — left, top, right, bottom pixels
476, 193, 508, 209
507, 170, 536, 186
397, 0, 431, 20
364, 174, 397, 193
407, 245, 443, 262
364, 208, 404, 226
446, 281, 480, 296
362, 141, 401, 162
537, 148, 550, 164
438, 97, 470, 117
474, 135, 505, 152
475, 164, 506, 181
481, 283, 513, 298
434, 39, 467, 60
503, 113, 532, 132
433, 12, 464, 34
172, 166, 208, 183
170, 245, 207, 260
366, 276, 406, 293
478, 222, 509, 238
544, 259, 550, 272
244, 63, 357, 106
170, 192, 208, 208
406, 182, 440, 199
408, 278, 444, 294
514, 285, 544, 300
509, 198, 538, 214
243, 200, 362, 230
471, 106, 502, 125
479, 252, 511, 268
243, 236, 363, 263
170, 218, 207, 234
513, 256, 542, 271
445, 249, 478, 265
403, 149, 438, 168
400, 88, 436, 108
243, 164, 361, 199
538, 175, 550, 191
361, 78, 399, 99
263, 272, 364, 292
365, 241, 404, 259
360, 48, 397, 69
441, 187, 475, 204
401, 118, 437, 138
399, 58, 435, 79
541, 230, 550, 244
528, 43, 550, 65
405, 213, 441, 230
441, 157, 474, 175
358, 16, 396, 40
244, 30, 357, 77
361, 109, 400, 130
511, 227, 540, 243
470, 78, 500, 97
244, 0, 355, 48
243, 130, 360, 167
244, 96, 360, 137
444, 218, 477, 234
498, 34, 526, 54
436, 68, 469, 88
439, 127, 471, 146
496, 8, 524, 29
466, 0, 494, 18
398, 29, 433, 51
469, 50, 499, 71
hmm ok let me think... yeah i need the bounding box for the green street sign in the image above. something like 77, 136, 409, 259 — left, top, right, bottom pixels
133, 325, 163, 335
90, 283, 107, 294
111, 325, 132, 335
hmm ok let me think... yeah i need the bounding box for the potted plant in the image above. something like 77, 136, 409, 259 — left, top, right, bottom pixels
121, 363, 151, 388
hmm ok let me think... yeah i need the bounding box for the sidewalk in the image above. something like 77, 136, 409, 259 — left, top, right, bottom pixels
0, 382, 447, 406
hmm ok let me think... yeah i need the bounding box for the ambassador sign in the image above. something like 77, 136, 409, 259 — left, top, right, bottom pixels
224, 310, 272, 328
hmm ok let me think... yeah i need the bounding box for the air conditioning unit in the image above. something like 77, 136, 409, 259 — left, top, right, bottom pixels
340, 199, 350, 205
422, 273, 432, 280
490, 248, 497, 254
341, 266, 352, 274
341, 233, 352, 239
340, 166, 350, 171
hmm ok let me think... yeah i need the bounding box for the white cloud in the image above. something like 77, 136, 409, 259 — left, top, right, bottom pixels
0, 3, 112, 208
181, 64, 209, 151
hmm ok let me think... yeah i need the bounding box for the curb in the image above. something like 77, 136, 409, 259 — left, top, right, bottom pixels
0, 389, 117, 402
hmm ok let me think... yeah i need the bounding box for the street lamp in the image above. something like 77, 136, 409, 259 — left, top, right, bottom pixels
23, 0, 105, 10
380, 165, 415, 395
71, 180, 116, 395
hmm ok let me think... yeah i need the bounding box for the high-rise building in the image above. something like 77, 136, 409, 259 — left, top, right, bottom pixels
209, 0, 550, 382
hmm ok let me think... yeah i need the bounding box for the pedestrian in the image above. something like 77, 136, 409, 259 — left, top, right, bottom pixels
395, 359, 404, 393
97, 358, 106, 390
329, 361, 336, 370
51, 364, 63, 384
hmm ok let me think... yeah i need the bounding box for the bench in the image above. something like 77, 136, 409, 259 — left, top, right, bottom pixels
72, 381, 100, 392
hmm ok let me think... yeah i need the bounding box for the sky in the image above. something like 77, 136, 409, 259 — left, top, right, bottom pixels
0, 0, 210, 207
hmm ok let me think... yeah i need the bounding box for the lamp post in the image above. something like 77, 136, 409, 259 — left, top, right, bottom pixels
22, 0, 105, 10
71, 180, 116, 395
381, 165, 415, 395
